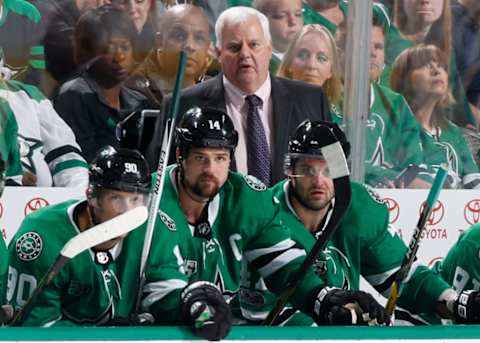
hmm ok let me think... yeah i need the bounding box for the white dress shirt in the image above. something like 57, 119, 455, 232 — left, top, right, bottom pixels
223, 75, 273, 175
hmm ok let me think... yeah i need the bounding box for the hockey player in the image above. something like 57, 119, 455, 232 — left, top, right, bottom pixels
7, 146, 152, 326
0, 78, 88, 187
239, 120, 480, 325
141, 107, 391, 340
433, 224, 480, 323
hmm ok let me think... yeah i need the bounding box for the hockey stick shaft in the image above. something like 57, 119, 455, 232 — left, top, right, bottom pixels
11, 206, 147, 326
134, 50, 188, 314
385, 166, 448, 316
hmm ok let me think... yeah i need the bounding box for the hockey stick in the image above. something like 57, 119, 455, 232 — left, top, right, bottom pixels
133, 50, 188, 314
385, 166, 448, 316
10, 205, 148, 326
264, 128, 351, 325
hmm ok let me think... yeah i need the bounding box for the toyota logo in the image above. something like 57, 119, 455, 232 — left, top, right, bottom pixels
464, 199, 480, 225
24, 197, 49, 216
383, 197, 400, 224
419, 200, 444, 225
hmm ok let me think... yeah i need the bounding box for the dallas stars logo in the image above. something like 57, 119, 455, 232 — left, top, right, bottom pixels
16, 231, 43, 261
18, 134, 43, 174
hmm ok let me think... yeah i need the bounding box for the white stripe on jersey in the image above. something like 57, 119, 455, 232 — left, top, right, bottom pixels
142, 279, 188, 309
258, 248, 305, 278
366, 261, 422, 296
244, 239, 296, 262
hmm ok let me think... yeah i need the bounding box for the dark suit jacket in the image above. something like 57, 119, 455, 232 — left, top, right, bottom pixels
147, 74, 331, 185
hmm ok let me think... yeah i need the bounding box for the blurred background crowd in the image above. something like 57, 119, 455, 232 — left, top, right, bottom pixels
0, 0, 479, 190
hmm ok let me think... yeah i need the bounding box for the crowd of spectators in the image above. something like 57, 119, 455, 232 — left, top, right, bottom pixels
0, 0, 479, 189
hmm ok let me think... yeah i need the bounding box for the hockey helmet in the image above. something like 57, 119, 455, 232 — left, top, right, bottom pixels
89, 146, 151, 195
284, 120, 350, 177
176, 107, 238, 159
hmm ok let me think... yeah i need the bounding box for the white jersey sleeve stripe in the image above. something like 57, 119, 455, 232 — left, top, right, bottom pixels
244, 239, 296, 262
258, 248, 305, 278
142, 279, 187, 310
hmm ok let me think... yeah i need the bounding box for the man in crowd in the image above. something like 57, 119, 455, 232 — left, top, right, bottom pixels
6, 146, 152, 325
142, 107, 391, 341
240, 120, 480, 325
148, 6, 331, 186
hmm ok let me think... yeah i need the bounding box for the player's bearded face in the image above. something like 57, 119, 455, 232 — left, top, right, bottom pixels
291, 159, 334, 211
182, 148, 230, 200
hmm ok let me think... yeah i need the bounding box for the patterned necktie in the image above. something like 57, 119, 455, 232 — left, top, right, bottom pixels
245, 94, 271, 185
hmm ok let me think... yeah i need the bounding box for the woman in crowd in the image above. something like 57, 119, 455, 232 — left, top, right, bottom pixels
278, 23, 429, 188
54, 4, 148, 162
114, 0, 156, 62
391, 44, 480, 189
394, 0, 477, 127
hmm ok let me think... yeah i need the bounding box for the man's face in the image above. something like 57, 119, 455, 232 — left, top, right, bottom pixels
181, 147, 230, 200
217, 16, 272, 93
91, 189, 146, 250
290, 158, 334, 211
267, 0, 303, 53
158, 7, 211, 79
369, 25, 385, 82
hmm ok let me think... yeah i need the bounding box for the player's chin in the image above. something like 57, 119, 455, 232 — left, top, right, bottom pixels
93, 237, 122, 251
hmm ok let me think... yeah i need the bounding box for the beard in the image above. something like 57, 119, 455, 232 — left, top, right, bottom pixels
291, 183, 333, 211
186, 173, 221, 199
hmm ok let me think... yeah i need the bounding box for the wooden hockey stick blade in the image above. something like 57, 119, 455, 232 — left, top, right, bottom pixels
11, 205, 147, 326
62, 205, 148, 259
385, 166, 448, 316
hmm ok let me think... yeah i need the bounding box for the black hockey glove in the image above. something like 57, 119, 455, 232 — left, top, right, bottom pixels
0, 305, 14, 325
450, 290, 480, 323
181, 281, 232, 341
311, 287, 391, 326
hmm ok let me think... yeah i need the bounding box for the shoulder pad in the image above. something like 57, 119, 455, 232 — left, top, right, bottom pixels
158, 210, 176, 231
243, 175, 267, 191
15, 231, 43, 262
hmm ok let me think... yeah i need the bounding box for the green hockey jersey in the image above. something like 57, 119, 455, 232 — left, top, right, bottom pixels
435, 224, 480, 292
7, 199, 148, 326
239, 180, 451, 324
333, 83, 429, 187
0, 96, 23, 184
142, 166, 325, 323
420, 121, 480, 189
0, 236, 7, 304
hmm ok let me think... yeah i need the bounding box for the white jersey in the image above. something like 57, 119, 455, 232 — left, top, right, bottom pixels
0, 80, 88, 187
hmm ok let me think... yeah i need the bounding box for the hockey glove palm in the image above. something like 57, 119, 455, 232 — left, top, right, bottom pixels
450, 290, 480, 323
312, 287, 391, 326
181, 281, 232, 341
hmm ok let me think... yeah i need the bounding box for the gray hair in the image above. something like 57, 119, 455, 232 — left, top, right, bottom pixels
215, 6, 271, 48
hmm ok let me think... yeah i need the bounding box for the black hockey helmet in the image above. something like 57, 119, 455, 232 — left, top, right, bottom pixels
89, 146, 151, 195
176, 107, 239, 159
285, 120, 350, 175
